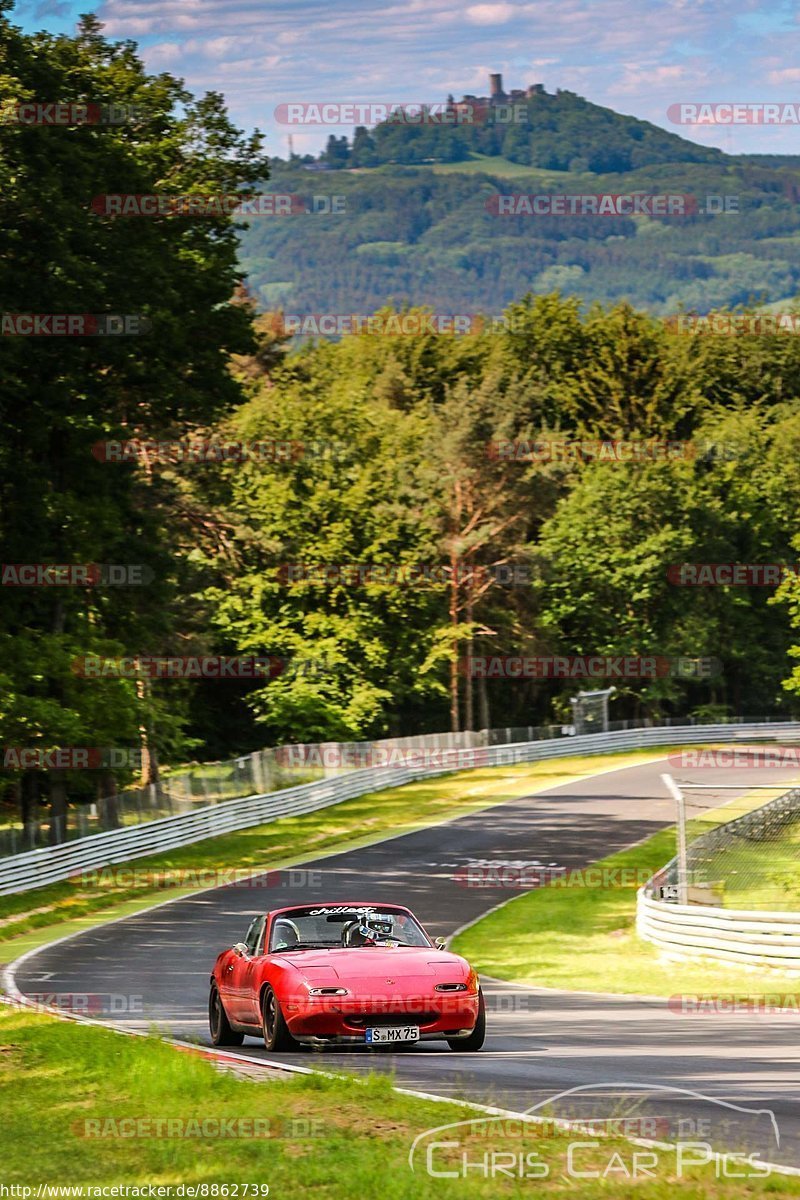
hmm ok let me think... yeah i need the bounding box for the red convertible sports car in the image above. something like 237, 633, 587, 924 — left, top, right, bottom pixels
209, 901, 485, 1051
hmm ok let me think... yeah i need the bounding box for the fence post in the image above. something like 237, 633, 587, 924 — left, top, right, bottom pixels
251, 750, 266, 795
661, 773, 689, 904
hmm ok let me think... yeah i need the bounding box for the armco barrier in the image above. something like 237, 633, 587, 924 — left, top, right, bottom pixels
637, 894, 800, 968
3, 721, 799, 897
638, 782, 800, 968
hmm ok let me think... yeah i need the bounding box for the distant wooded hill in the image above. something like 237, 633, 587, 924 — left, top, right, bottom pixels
313, 86, 726, 173
236, 83, 800, 316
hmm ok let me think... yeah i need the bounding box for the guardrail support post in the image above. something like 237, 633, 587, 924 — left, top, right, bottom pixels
251, 751, 265, 795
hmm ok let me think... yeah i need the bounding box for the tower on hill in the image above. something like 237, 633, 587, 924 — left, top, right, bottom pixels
489, 73, 506, 103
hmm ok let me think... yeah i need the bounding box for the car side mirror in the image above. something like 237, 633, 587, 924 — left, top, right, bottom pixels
434, 936, 447, 950
232, 942, 249, 957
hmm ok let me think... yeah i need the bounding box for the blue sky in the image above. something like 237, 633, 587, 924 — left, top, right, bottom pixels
11, 0, 800, 157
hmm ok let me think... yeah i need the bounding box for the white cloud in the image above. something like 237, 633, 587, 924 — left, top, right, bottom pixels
464, 3, 515, 25
767, 67, 800, 83
198, 36, 261, 57
145, 41, 184, 64
609, 62, 704, 96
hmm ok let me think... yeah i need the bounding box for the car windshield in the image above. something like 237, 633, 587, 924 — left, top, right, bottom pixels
268, 905, 432, 951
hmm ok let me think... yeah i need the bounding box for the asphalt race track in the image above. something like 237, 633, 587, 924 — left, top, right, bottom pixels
11, 756, 800, 1170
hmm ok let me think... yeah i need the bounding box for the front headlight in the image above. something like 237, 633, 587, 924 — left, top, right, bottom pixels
308, 986, 349, 995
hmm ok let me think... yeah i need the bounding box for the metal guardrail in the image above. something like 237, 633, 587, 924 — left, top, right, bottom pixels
637, 894, 800, 968
0, 726, 564, 856
638, 783, 800, 967
2, 714, 783, 856
3, 719, 800, 897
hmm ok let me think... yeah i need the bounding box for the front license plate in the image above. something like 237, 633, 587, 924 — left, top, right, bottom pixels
365, 1025, 420, 1044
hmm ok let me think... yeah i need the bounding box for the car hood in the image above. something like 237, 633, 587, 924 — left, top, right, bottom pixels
279, 947, 471, 982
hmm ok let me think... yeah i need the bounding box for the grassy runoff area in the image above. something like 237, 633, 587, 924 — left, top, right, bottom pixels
0, 749, 667, 955
1, 1004, 798, 1198
701, 824, 800, 912
452, 787, 800, 997
428, 154, 593, 183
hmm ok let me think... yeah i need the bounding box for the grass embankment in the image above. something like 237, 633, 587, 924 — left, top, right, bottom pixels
452, 791, 800, 997
1, 1006, 796, 1197
704, 824, 800, 911
676, 780, 800, 911
429, 154, 589, 183
0, 750, 663, 954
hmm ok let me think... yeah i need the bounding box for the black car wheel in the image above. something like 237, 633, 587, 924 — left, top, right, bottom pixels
261, 984, 296, 1051
209, 982, 244, 1047
446, 988, 486, 1051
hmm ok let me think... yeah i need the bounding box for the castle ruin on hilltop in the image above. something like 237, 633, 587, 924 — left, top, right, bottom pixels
457, 73, 546, 108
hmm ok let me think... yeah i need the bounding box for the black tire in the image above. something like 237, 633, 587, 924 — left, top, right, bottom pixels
447, 988, 486, 1051
261, 984, 296, 1051
209, 982, 244, 1047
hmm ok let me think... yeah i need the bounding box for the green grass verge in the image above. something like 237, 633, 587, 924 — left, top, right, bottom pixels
696, 823, 800, 911
678, 781, 800, 910
428, 154, 591, 183
1, 1005, 796, 1196
0, 750, 666, 953
451, 798, 800, 997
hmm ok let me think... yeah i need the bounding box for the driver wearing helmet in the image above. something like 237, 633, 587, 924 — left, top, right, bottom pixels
341, 914, 394, 947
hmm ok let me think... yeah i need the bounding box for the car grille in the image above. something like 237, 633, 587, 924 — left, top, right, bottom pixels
344, 1012, 439, 1028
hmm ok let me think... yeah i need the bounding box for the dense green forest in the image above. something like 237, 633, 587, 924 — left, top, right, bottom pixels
239, 156, 800, 316
5, 13, 800, 826
193, 295, 800, 751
